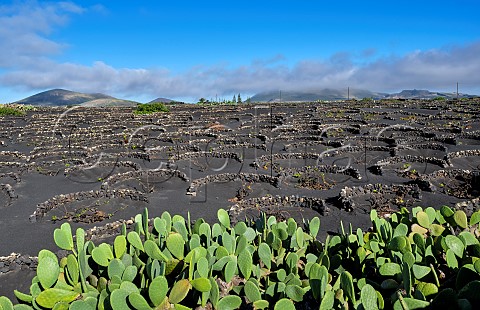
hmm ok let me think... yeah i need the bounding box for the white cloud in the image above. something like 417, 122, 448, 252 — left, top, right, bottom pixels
0, 1, 83, 68
3, 41, 480, 100
350, 42, 480, 92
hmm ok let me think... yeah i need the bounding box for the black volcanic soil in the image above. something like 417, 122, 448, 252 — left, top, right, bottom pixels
1, 99, 480, 300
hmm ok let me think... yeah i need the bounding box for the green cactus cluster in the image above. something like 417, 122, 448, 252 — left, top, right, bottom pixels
3, 205, 480, 309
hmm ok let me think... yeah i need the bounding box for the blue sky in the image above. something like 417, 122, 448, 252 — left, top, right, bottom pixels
1, 0, 480, 103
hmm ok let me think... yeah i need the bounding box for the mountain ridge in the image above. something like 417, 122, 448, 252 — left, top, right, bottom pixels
12, 89, 142, 107
250, 88, 476, 102
14, 89, 115, 106
148, 97, 176, 104
11, 88, 478, 106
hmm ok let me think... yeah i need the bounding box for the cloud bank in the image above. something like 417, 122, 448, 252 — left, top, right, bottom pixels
1, 1, 479, 100
0, 1, 84, 68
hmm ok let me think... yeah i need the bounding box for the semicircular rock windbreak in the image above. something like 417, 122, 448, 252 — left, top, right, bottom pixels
0, 185, 14, 208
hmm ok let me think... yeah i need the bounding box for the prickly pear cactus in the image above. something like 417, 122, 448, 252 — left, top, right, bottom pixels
5, 205, 480, 309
